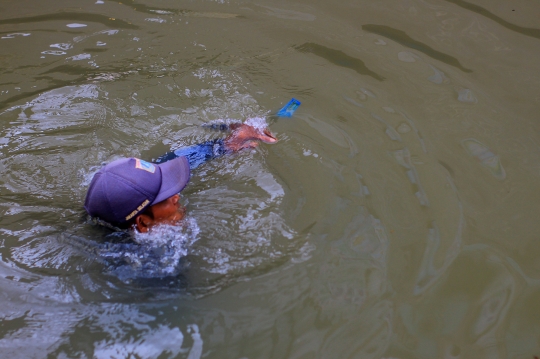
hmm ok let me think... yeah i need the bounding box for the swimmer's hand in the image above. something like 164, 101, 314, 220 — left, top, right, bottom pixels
224, 124, 277, 152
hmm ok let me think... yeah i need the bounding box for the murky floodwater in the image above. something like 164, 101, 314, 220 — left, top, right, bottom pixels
1, 0, 540, 357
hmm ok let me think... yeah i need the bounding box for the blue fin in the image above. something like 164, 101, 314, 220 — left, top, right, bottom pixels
276, 98, 301, 117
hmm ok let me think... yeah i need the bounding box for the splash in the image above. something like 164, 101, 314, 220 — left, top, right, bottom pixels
93, 218, 200, 281
244, 116, 269, 132
202, 118, 242, 131
202, 117, 268, 132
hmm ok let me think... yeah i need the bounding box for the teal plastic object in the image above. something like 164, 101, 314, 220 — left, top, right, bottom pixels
276, 98, 301, 117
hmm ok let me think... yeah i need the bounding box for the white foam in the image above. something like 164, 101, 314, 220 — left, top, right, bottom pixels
41, 50, 66, 56
68, 53, 91, 61
145, 18, 166, 23
97, 218, 200, 280
50, 43, 72, 50
94, 325, 184, 358
1, 33, 31, 39
244, 116, 268, 132
66, 23, 87, 28
186, 324, 203, 359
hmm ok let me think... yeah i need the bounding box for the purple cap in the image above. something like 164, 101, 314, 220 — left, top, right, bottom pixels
84, 157, 190, 225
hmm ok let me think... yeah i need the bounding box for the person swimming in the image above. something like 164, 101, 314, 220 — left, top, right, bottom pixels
84, 123, 277, 233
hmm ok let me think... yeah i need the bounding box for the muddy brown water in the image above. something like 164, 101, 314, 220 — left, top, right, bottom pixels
1, 0, 539, 358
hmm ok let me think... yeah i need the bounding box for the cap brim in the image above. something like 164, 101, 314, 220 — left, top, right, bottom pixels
152, 156, 190, 204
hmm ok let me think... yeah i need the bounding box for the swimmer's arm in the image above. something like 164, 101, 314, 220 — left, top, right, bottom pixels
155, 124, 277, 169
155, 139, 226, 170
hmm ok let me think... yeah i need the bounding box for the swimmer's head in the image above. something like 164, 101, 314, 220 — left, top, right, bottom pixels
84, 157, 190, 232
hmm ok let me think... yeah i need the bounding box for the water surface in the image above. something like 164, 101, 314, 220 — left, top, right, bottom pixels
1, 0, 540, 358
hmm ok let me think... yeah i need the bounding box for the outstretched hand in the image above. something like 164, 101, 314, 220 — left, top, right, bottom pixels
224, 124, 277, 152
